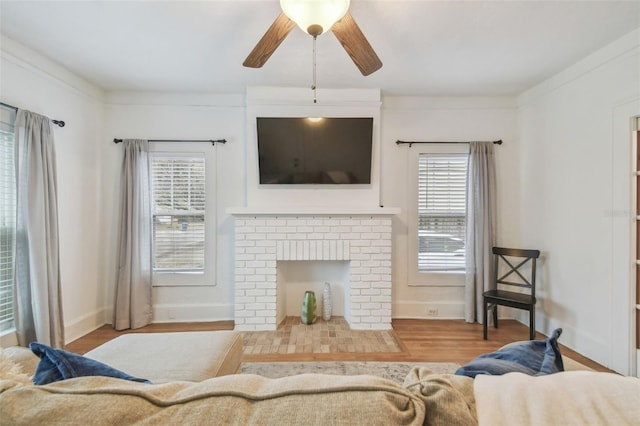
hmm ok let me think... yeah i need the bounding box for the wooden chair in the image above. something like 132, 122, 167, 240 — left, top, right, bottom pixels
483, 247, 541, 340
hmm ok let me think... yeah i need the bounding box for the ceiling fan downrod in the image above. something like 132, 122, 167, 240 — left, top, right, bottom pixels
312, 35, 317, 103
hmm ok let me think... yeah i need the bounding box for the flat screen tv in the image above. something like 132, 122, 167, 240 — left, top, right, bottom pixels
256, 117, 373, 184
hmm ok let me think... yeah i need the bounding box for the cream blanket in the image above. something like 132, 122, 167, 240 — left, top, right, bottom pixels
474, 371, 640, 425
1, 373, 426, 425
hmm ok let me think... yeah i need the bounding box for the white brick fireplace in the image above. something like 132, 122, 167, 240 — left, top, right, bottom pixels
229, 207, 399, 331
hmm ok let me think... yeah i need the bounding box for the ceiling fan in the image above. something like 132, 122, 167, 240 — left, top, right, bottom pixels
243, 0, 382, 76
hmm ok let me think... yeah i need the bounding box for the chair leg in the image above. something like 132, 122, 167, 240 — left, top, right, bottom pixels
483, 300, 488, 340
529, 308, 535, 340
493, 304, 498, 329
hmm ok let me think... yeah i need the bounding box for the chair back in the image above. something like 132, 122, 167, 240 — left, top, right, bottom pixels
492, 247, 541, 296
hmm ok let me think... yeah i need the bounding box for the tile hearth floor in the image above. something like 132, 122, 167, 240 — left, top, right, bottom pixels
242, 317, 401, 355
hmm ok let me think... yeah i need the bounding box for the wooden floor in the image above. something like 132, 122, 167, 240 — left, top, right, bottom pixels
64, 319, 611, 372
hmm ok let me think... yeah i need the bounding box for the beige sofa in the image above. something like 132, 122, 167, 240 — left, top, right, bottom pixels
1, 344, 639, 425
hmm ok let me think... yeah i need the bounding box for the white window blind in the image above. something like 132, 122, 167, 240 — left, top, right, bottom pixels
0, 106, 16, 332
151, 154, 206, 272
418, 154, 468, 272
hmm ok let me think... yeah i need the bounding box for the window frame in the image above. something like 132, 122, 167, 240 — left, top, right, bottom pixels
149, 143, 217, 287
407, 143, 468, 287
0, 105, 16, 332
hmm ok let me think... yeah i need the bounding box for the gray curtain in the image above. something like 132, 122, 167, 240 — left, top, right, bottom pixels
113, 139, 152, 330
14, 110, 64, 347
464, 142, 497, 323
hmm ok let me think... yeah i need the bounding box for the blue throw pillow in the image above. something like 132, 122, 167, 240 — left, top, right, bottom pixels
30, 342, 151, 385
455, 328, 565, 378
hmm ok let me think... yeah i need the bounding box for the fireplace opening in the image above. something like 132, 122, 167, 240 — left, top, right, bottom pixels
276, 260, 350, 326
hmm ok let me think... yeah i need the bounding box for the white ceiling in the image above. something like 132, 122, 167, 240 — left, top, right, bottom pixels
1, 0, 639, 97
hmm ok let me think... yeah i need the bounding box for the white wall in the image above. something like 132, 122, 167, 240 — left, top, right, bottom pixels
245, 87, 383, 209
101, 92, 246, 323
99, 90, 520, 328
516, 29, 640, 374
0, 36, 106, 345
380, 97, 519, 319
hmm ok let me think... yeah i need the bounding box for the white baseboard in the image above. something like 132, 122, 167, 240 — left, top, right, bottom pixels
1, 309, 107, 347
152, 303, 234, 323
101, 304, 233, 326
393, 303, 524, 321
392, 300, 464, 319
64, 308, 108, 344
518, 310, 612, 372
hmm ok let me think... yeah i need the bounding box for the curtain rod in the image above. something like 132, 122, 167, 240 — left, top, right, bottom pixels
113, 138, 227, 145
0, 101, 66, 128
396, 139, 502, 147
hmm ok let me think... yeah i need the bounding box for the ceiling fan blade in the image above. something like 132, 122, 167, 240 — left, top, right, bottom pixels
331, 11, 382, 76
243, 13, 296, 68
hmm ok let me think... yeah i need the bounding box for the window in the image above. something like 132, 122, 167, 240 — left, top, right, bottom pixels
417, 154, 468, 272
0, 106, 16, 332
151, 153, 206, 273
150, 143, 218, 287
407, 145, 468, 286
148, 143, 216, 287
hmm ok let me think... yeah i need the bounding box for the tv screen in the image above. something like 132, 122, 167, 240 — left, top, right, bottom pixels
256, 117, 373, 184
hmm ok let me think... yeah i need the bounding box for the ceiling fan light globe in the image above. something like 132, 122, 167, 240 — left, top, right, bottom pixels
280, 0, 350, 36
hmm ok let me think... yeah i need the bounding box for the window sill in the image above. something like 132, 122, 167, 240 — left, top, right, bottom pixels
151, 282, 217, 288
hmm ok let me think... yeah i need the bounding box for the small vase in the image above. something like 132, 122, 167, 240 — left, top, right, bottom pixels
301, 291, 317, 325
322, 282, 332, 321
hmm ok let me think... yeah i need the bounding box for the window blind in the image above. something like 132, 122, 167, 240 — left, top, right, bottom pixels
151, 154, 206, 272
0, 106, 16, 331
418, 154, 468, 272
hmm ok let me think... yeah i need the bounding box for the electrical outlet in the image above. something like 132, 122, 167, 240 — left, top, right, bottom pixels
168, 309, 176, 319
427, 308, 439, 317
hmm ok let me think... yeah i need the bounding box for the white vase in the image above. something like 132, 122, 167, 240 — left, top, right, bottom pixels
322, 282, 332, 321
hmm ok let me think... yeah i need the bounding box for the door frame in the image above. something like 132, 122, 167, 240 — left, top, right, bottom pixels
611, 101, 639, 376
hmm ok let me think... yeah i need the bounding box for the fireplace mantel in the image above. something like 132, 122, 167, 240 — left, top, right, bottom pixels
227, 206, 400, 216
